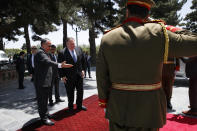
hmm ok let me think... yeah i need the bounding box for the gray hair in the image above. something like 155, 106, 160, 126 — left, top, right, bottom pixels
66, 37, 75, 43
41, 38, 51, 46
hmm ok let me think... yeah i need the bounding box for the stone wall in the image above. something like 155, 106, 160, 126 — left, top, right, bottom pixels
0, 69, 17, 85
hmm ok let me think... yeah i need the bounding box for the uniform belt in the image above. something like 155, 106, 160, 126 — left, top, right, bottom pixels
112, 82, 161, 91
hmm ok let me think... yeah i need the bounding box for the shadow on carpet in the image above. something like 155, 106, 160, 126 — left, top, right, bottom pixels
18, 95, 109, 131
18, 95, 197, 131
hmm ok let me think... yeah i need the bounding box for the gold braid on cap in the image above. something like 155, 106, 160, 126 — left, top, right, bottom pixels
127, 0, 151, 10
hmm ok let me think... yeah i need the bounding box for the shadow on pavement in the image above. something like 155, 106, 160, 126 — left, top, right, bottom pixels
19, 117, 41, 131
0, 70, 97, 115
167, 108, 176, 113
174, 77, 189, 88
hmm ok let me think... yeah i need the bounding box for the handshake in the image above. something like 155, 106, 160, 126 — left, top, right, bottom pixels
60, 61, 73, 68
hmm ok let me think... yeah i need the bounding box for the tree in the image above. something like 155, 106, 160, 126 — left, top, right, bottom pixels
184, 0, 197, 33
21, 43, 26, 50
59, 0, 85, 47
0, 0, 61, 53
151, 0, 187, 26
0, 38, 4, 50
113, 0, 127, 24
81, 0, 119, 65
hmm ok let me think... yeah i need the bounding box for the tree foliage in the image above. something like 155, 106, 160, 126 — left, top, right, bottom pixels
0, 0, 60, 39
151, 0, 187, 26
184, 0, 197, 33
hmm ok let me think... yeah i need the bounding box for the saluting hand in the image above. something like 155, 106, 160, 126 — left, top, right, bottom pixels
61, 61, 73, 68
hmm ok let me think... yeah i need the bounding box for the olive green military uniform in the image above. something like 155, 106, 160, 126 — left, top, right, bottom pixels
96, 20, 197, 131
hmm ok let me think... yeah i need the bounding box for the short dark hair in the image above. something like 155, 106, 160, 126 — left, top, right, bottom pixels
127, 5, 149, 19
41, 38, 50, 46
19, 51, 25, 56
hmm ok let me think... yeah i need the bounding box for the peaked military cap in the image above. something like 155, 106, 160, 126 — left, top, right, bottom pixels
127, 0, 156, 10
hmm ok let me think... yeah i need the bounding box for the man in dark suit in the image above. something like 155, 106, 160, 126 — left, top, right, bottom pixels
16, 51, 25, 89
182, 57, 197, 116
34, 39, 73, 126
27, 46, 37, 82
84, 51, 92, 78
48, 45, 64, 106
58, 37, 86, 111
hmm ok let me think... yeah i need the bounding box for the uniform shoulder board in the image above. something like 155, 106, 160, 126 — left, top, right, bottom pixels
104, 24, 122, 34
144, 19, 166, 24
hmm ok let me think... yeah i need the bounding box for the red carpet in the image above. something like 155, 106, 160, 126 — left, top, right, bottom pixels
161, 114, 197, 131
18, 95, 197, 131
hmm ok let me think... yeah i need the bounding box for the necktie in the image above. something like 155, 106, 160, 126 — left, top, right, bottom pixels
72, 50, 77, 63
53, 54, 57, 62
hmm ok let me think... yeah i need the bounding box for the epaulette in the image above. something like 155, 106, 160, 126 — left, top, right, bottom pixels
104, 24, 122, 34
144, 19, 166, 25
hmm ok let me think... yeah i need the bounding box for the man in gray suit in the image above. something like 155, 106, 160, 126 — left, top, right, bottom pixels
48, 45, 64, 106
34, 39, 73, 126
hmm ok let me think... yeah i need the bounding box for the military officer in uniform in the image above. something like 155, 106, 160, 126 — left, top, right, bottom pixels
96, 0, 197, 131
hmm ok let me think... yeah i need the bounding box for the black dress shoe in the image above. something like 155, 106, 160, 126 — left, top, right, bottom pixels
47, 114, 53, 119
42, 119, 54, 126
48, 102, 54, 107
77, 105, 87, 111
56, 98, 65, 103
167, 101, 173, 109
68, 106, 74, 111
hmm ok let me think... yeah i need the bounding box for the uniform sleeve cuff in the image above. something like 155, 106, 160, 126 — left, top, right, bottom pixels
98, 99, 107, 108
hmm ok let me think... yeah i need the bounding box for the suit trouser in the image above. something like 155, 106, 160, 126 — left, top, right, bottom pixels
64, 75, 83, 108
85, 64, 91, 77
36, 86, 50, 119
109, 121, 159, 131
49, 77, 60, 102
162, 64, 175, 102
189, 77, 197, 110
17, 71, 24, 88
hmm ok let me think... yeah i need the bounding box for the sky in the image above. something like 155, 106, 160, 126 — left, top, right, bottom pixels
4, 0, 193, 49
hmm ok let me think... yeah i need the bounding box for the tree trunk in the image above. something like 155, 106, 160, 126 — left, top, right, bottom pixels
0, 38, 4, 50
24, 24, 31, 54
89, 25, 96, 66
62, 19, 68, 48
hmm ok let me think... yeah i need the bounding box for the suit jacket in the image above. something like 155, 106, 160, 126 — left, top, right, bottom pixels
16, 56, 25, 73
96, 21, 197, 128
183, 57, 197, 78
34, 48, 58, 87
58, 47, 85, 79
